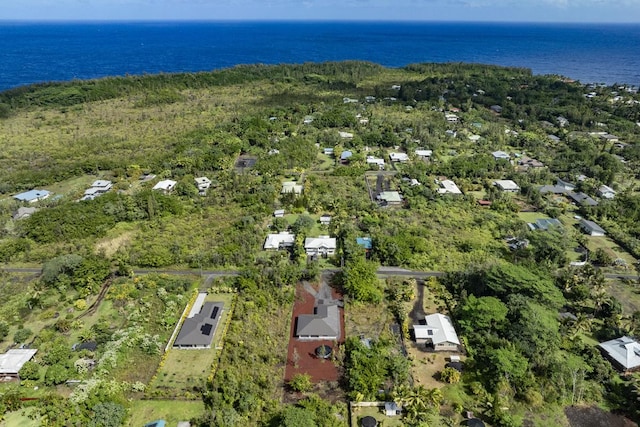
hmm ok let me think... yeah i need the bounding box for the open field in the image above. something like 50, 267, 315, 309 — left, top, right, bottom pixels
126, 400, 204, 427
0, 407, 41, 427
607, 279, 640, 315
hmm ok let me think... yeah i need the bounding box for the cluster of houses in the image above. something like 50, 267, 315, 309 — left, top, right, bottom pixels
80, 180, 113, 201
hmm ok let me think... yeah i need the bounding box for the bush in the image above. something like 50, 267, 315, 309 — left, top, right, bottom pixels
13, 328, 33, 344
19, 361, 41, 381
288, 373, 313, 392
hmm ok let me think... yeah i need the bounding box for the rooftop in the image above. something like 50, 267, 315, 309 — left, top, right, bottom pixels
0, 349, 38, 375
414, 313, 460, 345
599, 336, 640, 370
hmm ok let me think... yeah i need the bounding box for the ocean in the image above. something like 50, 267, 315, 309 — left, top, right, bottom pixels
1, 21, 639, 92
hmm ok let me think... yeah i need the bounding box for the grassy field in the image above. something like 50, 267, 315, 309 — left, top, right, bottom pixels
126, 400, 204, 427
350, 405, 405, 427
606, 278, 640, 315
0, 407, 41, 427
149, 293, 235, 394
585, 236, 638, 266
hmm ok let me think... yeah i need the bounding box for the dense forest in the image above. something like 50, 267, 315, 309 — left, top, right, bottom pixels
0, 61, 639, 427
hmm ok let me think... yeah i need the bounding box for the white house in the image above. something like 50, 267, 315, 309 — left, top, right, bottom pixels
389, 152, 409, 162
415, 149, 433, 159
377, 191, 403, 205
437, 179, 462, 195
281, 181, 303, 195
445, 113, 459, 122
13, 189, 51, 203
194, 177, 211, 195
597, 184, 616, 200
304, 236, 337, 257
598, 336, 640, 373
366, 156, 385, 169
273, 209, 285, 218
152, 179, 177, 193
264, 231, 296, 250
320, 215, 331, 226
413, 313, 460, 352
494, 180, 520, 193
339, 131, 354, 139
0, 349, 38, 379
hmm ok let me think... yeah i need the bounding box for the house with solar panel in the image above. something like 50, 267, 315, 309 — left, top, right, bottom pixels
173, 295, 224, 349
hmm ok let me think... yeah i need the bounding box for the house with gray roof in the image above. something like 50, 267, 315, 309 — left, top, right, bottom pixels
491, 151, 511, 161
413, 313, 460, 352
598, 336, 640, 373
528, 218, 562, 231
568, 192, 598, 207
494, 180, 520, 193
580, 219, 606, 236
296, 300, 341, 341
173, 301, 224, 349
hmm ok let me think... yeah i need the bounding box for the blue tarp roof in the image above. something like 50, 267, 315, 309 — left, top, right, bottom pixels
144, 421, 166, 427
356, 237, 372, 249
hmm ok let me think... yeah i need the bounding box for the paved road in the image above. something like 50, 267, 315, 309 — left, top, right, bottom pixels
1, 266, 636, 281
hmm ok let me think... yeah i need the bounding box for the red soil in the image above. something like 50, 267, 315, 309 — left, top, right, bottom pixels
284, 283, 344, 383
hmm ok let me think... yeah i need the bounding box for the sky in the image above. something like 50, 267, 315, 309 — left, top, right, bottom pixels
2, 0, 640, 23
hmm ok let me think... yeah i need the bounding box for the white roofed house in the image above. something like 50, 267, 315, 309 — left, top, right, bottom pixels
598, 336, 640, 374
304, 236, 337, 257
415, 149, 433, 159
494, 179, 520, 193
281, 181, 303, 195
492, 151, 511, 161
413, 313, 461, 352
194, 177, 212, 195
152, 179, 177, 193
389, 152, 409, 163
264, 231, 296, 250
0, 349, 38, 380
366, 156, 385, 170
597, 184, 616, 200
437, 179, 462, 195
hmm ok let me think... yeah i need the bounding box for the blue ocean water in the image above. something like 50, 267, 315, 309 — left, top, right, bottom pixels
1, 21, 639, 92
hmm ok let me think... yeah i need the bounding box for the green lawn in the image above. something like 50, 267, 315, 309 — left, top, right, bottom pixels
350, 405, 405, 427
126, 400, 204, 427
607, 279, 640, 315
517, 211, 552, 223
149, 293, 235, 394
0, 407, 40, 427
586, 236, 637, 266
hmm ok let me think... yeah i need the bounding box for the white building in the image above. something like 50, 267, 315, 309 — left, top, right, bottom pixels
389, 152, 409, 162
437, 179, 462, 195
304, 236, 337, 257
264, 232, 296, 250
195, 177, 211, 195
494, 180, 520, 193
281, 181, 303, 195
366, 156, 385, 169
153, 179, 177, 193
415, 149, 433, 159
413, 313, 460, 352
597, 184, 616, 200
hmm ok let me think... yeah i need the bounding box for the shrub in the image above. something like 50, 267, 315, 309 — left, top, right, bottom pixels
13, 328, 33, 344
288, 373, 313, 393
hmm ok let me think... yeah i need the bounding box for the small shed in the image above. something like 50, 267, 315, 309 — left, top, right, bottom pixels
384, 402, 402, 416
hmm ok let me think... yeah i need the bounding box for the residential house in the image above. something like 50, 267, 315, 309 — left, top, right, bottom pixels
527, 218, 562, 231
568, 192, 598, 207
339, 131, 354, 139
304, 236, 337, 257
281, 181, 303, 195
538, 184, 569, 195
518, 157, 544, 169
600, 134, 620, 143
296, 300, 341, 341
445, 130, 457, 137
556, 178, 576, 191
598, 336, 640, 374
340, 151, 353, 164
13, 206, 37, 220
597, 185, 616, 200
437, 179, 462, 195
323, 147, 334, 156
415, 149, 433, 159
366, 156, 385, 170
264, 231, 296, 250
13, 189, 51, 203
377, 191, 403, 205
580, 219, 606, 236
468, 134, 481, 142
389, 152, 409, 163
194, 177, 211, 195
548, 134, 561, 143
491, 151, 511, 161
445, 113, 459, 123
410, 179, 421, 187
320, 215, 331, 226
173, 301, 224, 349
557, 116, 569, 127
493, 180, 520, 193
490, 105, 503, 114
413, 313, 461, 352
273, 209, 285, 218
152, 180, 177, 193
0, 349, 38, 380
477, 199, 492, 207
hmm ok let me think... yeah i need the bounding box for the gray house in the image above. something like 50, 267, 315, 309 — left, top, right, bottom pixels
173, 302, 224, 349
598, 336, 640, 374
580, 218, 606, 236
296, 300, 340, 341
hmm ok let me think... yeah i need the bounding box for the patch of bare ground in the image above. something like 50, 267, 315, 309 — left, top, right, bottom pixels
95, 230, 134, 257
565, 406, 637, 427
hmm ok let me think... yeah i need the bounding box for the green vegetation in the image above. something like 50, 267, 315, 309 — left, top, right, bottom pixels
1, 61, 640, 426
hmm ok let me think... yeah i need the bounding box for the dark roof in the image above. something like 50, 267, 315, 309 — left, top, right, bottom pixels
296, 303, 340, 339
173, 302, 223, 347
75, 341, 97, 352
528, 218, 562, 231
568, 192, 599, 206
445, 361, 463, 372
